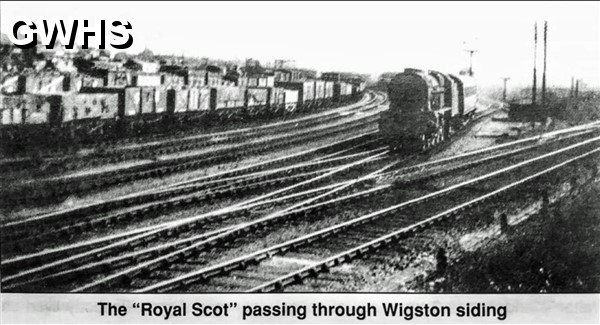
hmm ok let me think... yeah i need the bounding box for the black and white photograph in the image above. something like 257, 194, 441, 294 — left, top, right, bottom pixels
0, 1, 599, 317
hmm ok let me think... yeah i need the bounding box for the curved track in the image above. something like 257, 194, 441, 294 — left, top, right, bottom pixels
131, 134, 600, 293
3, 121, 598, 292
2, 92, 388, 206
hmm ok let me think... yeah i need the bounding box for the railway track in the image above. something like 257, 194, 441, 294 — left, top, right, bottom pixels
285, 168, 599, 293
251, 146, 600, 292
3, 124, 597, 292
1, 147, 388, 255
2, 96, 388, 205
4, 129, 537, 263
1, 93, 380, 173
122, 135, 600, 293
1, 131, 383, 241
1, 151, 391, 290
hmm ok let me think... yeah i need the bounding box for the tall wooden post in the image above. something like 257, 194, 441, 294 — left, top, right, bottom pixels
541, 21, 548, 106
532, 22, 538, 105
502, 77, 510, 101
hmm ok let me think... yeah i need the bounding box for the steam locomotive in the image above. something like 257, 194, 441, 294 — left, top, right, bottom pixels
379, 68, 477, 151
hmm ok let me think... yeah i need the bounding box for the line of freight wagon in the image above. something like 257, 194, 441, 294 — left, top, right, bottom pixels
0, 80, 363, 152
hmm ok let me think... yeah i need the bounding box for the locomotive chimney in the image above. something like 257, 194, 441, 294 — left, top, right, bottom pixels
532, 22, 538, 105
541, 21, 548, 106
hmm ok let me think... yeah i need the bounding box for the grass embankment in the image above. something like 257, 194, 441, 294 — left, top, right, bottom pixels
412, 182, 600, 293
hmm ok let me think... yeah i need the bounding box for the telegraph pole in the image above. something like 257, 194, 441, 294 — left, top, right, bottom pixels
570, 77, 575, 98
541, 21, 548, 105
532, 22, 538, 105
501, 77, 511, 101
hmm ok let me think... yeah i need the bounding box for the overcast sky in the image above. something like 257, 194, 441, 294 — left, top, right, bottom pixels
1, 1, 598, 88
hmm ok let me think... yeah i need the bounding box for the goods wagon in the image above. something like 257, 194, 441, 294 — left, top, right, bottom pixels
186, 71, 207, 88
270, 87, 286, 112
275, 81, 315, 109
155, 87, 168, 113
76, 87, 129, 118
206, 70, 223, 87
246, 88, 270, 108
61, 93, 120, 122
1, 75, 23, 94
187, 87, 201, 111
171, 88, 190, 113
344, 83, 353, 96
167, 87, 213, 113
215, 86, 246, 109
198, 87, 212, 111
333, 82, 353, 102
121, 87, 157, 116
161, 74, 186, 90
1, 71, 367, 151
313, 80, 325, 107
140, 87, 157, 114
260, 75, 275, 88
0, 94, 61, 125
315, 80, 326, 100
124, 87, 142, 116
324, 81, 334, 99
283, 89, 299, 112
303, 81, 315, 104
1, 95, 24, 125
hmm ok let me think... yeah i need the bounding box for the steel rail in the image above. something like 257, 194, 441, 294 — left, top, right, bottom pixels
248, 146, 600, 292
2, 152, 388, 287
2, 147, 387, 244
71, 157, 396, 292
133, 136, 600, 293
1, 131, 380, 230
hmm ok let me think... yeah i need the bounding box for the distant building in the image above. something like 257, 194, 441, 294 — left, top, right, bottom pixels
113, 52, 129, 62
137, 48, 155, 61
124, 59, 161, 74
274, 68, 316, 82
1, 73, 25, 94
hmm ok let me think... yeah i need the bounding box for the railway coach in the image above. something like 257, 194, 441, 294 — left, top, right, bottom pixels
379, 68, 477, 151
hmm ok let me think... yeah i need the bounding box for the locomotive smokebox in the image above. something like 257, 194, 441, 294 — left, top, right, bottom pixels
379, 68, 477, 151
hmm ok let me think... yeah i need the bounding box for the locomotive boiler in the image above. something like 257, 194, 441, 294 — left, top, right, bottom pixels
379, 68, 477, 151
